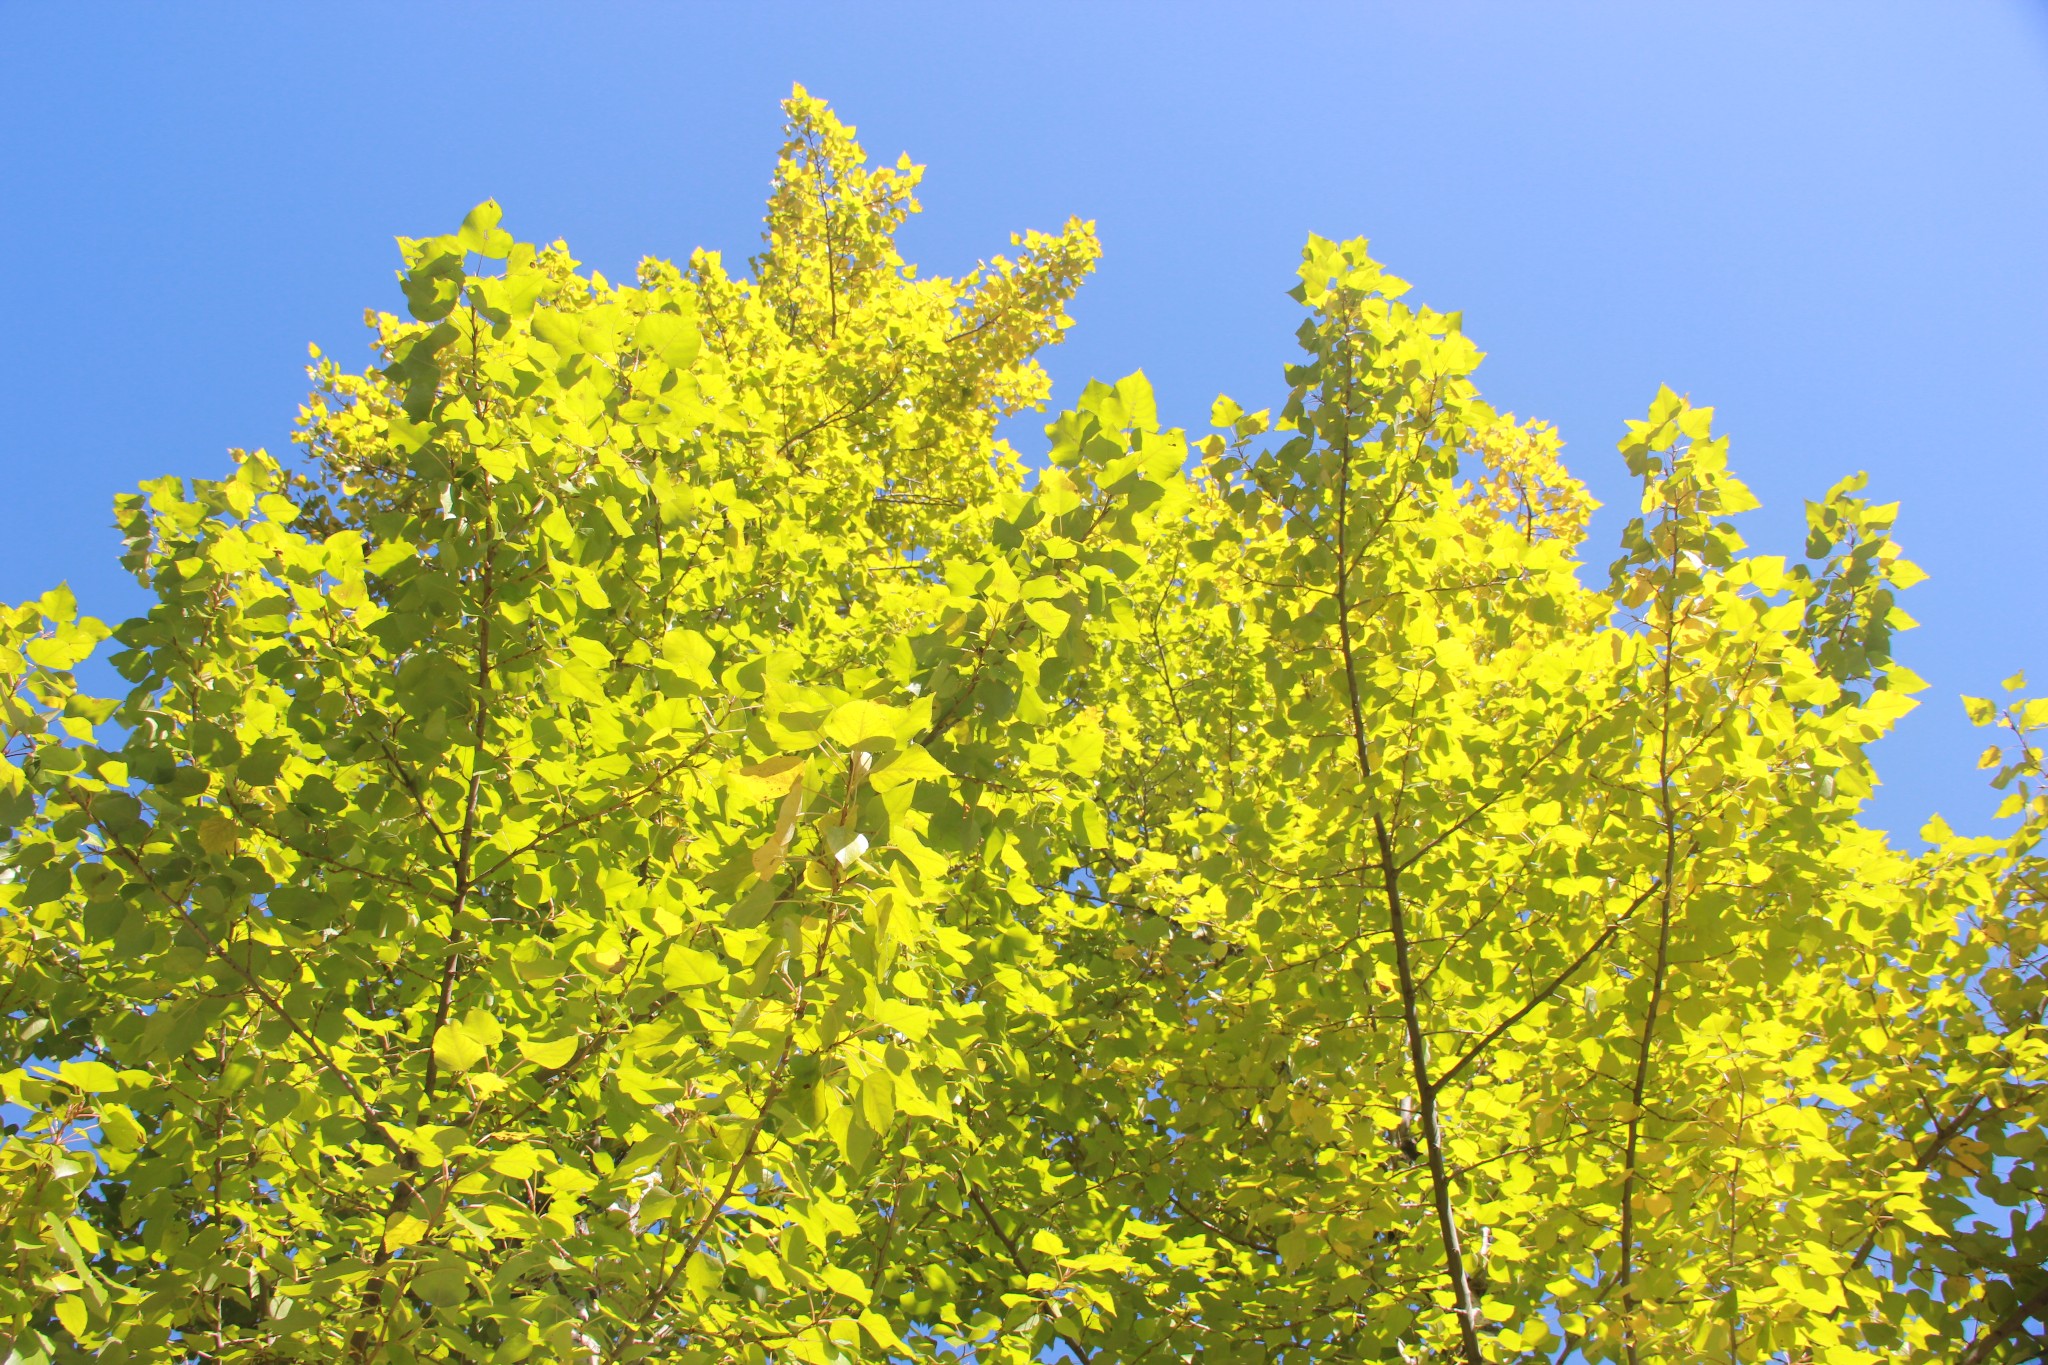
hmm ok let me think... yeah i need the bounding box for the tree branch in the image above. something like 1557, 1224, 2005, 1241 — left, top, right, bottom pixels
1429, 880, 1661, 1097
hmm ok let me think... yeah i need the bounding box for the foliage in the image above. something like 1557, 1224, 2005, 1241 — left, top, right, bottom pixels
1, 88, 2042, 1365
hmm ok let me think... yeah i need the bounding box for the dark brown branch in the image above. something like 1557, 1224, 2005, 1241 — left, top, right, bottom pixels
965, 1182, 1094, 1363
1326, 329, 1483, 1365
1959, 1277, 2048, 1365
1429, 881, 1662, 1097
1617, 500, 1685, 1365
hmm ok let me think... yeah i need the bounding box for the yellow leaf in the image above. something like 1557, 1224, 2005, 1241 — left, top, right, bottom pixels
614, 1062, 686, 1104
488, 1145, 545, 1180
53, 1294, 88, 1339
752, 783, 804, 879
821, 1265, 872, 1306
476, 446, 521, 480
516, 1035, 578, 1070
868, 743, 949, 793
730, 754, 806, 803
59, 1060, 120, 1093
482, 1203, 541, 1239
873, 999, 934, 1041
1022, 599, 1071, 636
433, 1021, 489, 1073
26, 621, 104, 670
823, 698, 916, 751
663, 945, 725, 989
859, 1309, 908, 1351
661, 627, 717, 685
543, 1165, 598, 1198
461, 1008, 503, 1049
383, 1211, 428, 1252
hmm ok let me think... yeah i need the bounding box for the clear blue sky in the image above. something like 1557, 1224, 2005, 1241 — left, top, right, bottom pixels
3, 2, 2043, 839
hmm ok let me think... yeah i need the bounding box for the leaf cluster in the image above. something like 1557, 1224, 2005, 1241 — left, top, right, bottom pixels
1, 90, 2042, 1365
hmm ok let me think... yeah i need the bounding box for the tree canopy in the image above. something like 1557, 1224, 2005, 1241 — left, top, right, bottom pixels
2, 88, 2043, 1365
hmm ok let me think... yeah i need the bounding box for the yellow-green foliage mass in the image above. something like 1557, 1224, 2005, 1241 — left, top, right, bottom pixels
2, 89, 2042, 1365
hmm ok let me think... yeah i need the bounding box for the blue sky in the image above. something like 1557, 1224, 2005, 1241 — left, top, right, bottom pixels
2, 2, 2043, 839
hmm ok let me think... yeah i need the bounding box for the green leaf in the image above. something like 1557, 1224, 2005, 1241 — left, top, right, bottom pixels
411, 1265, 470, 1307
400, 250, 465, 322
860, 1070, 894, 1134
97, 1103, 146, 1150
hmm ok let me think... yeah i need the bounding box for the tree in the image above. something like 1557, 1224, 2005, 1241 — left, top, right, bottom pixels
1, 88, 2041, 1365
